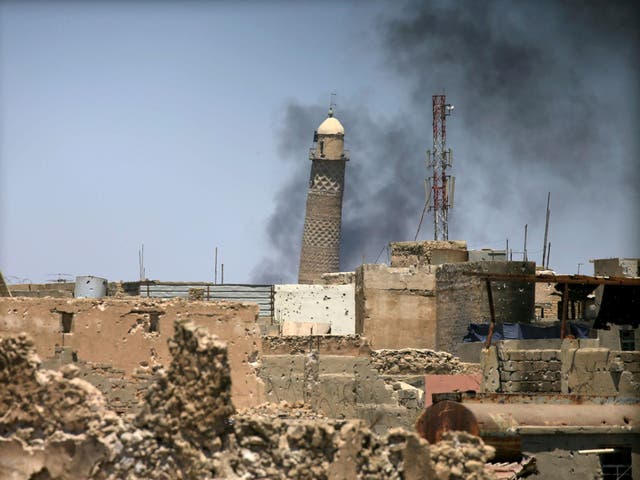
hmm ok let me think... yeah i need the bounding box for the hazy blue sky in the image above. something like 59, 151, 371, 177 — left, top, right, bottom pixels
1, 1, 638, 284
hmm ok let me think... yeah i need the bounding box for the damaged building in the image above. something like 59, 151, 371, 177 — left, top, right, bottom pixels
1, 109, 638, 480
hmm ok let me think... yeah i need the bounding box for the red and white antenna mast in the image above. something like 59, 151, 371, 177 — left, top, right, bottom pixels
427, 95, 455, 240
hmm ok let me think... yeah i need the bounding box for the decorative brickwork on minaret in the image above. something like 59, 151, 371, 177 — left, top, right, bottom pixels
298, 110, 348, 284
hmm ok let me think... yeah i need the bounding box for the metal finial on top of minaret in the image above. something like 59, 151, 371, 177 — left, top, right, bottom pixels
328, 92, 336, 117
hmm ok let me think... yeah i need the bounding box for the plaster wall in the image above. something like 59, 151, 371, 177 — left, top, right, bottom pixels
0, 297, 264, 409
274, 284, 355, 335
355, 264, 436, 349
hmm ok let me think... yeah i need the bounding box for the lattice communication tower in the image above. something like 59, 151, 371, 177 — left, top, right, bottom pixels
426, 95, 455, 240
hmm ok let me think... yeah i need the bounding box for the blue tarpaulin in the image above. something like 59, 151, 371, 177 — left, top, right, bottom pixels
463, 322, 590, 342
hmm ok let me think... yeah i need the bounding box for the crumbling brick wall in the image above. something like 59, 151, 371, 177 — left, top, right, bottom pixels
0, 296, 264, 409
389, 240, 468, 267
0, 321, 496, 480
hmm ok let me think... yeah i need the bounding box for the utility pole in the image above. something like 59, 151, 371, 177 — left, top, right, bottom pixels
542, 192, 551, 267
214, 247, 218, 285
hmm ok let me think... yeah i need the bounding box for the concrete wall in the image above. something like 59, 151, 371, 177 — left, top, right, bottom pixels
521, 434, 639, 480
355, 264, 436, 349
389, 240, 467, 267
561, 341, 640, 396
274, 284, 355, 335
435, 261, 535, 356
481, 344, 562, 393
481, 339, 640, 397
593, 257, 639, 277
258, 338, 426, 433
0, 297, 265, 409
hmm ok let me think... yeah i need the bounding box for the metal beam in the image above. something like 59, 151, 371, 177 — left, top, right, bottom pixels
462, 272, 640, 286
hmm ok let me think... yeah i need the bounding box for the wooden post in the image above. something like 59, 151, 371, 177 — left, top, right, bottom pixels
485, 279, 496, 348
561, 283, 569, 339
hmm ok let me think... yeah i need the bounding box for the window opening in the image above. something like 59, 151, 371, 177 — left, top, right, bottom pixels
620, 330, 635, 351
60, 313, 74, 333
600, 448, 632, 479
148, 312, 160, 333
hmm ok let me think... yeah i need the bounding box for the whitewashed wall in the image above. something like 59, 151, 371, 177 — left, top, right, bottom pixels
274, 284, 355, 335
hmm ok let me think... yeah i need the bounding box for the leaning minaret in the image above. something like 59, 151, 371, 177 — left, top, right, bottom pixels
298, 108, 348, 284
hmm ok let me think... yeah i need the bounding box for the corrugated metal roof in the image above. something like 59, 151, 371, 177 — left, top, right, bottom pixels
138, 282, 273, 317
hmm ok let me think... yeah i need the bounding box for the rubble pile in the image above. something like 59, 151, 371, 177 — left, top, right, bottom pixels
221, 416, 433, 480
96, 321, 234, 479
429, 431, 496, 480
0, 326, 495, 480
237, 400, 328, 420
390, 240, 467, 267
0, 334, 123, 479
371, 349, 468, 375
262, 334, 369, 355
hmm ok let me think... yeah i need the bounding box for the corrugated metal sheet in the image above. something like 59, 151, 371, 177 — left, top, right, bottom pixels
138, 282, 273, 317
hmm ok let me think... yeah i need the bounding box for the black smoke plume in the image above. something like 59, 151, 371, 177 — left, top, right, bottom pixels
253, 0, 639, 282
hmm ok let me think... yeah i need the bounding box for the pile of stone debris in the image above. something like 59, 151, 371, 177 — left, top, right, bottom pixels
371, 348, 471, 375
0, 323, 498, 479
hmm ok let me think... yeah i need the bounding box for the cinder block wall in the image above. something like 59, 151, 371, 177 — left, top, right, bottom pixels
481, 340, 640, 397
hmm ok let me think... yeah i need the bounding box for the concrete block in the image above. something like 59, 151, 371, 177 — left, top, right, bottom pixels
480, 346, 500, 393
546, 360, 561, 371
500, 360, 521, 372
618, 371, 640, 397
618, 351, 640, 363
523, 350, 542, 361
505, 350, 528, 361
540, 350, 560, 361
572, 348, 610, 372
625, 361, 640, 373
567, 370, 617, 395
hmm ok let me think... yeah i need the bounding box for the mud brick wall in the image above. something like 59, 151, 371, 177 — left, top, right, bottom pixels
0, 297, 264, 409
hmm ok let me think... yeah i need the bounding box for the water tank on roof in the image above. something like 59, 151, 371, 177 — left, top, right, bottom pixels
74, 276, 108, 298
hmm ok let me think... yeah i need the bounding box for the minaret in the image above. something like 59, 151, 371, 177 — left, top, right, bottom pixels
298, 108, 348, 284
